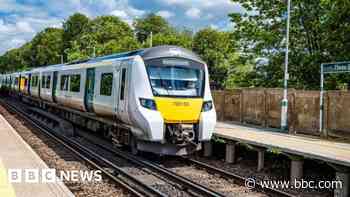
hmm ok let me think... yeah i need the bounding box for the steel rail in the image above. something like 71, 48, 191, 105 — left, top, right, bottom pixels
81, 135, 226, 197
0, 98, 166, 197
183, 157, 296, 197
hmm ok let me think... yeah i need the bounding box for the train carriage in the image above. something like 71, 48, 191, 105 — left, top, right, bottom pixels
29, 70, 41, 98
4, 45, 217, 155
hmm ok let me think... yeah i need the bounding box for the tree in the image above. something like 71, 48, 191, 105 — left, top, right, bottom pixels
63, 13, 90, 53
0, 42, 33, 72
193, 28, 236, 89
148, 31, 193, 49
87, 15, 133, 44
230, 0, 350, 90
133, 13, 172, 43
102, 37, 140, 55
30, 28, 64, 66
65, 15, 137, 61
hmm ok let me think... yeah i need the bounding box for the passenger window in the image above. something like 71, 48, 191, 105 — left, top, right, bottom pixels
60, 75, 69, 91
41, 76, 46, 88
46, 75, 51, 89
100, 73, 113, 96
35, 76, 38, 87
31, 76, 35, 87
70, 74, 81, 92
120, 68, 126, 100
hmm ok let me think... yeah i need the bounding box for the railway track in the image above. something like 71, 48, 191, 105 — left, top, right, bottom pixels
76, 124, 295, 197
1, 97, 295, 197
0, 98, 165, 197
0, 98, 225, 197
177, 158, 295, 197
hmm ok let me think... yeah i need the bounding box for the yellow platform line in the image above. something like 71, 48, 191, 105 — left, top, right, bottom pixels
0, 159, 16, 197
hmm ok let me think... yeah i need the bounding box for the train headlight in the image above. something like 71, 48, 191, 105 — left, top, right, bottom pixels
202, 101, 213, 112
139, 98, 157, 111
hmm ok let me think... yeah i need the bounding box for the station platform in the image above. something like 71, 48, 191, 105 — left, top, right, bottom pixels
206, 121, 350, 197
0, 115, 74, 197
214, 122, 350, 167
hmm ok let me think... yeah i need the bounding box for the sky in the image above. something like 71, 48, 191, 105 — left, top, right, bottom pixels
0, 0, 246, 55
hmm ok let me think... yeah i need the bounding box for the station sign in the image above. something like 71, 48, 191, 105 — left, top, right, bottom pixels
323, 62, 350, 74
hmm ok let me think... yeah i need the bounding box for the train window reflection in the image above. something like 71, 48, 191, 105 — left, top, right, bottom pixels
60, 75, 69, 91
70, 75, 81, 92
46, 75, 51, 89
100, 73, 113, 96
41, 76, 46, 88
147, 65, 204, 97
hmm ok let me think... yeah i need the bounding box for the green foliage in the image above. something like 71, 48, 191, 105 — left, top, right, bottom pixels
66, 15, 138, 61
134, 13, 173, 43
230, 0, 350, 90
267, 147, 282, 155
149, 31, 193, 49
63, 13, 90, 52
0, 40, 33, 73
102, 37, 140, 56
193, 28, 237, 89
212, 135, 226, 143
86, 15, 133, 44
30, 28, 64, 66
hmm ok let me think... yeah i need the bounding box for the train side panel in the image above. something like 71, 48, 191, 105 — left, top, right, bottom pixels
56, 68, 86, 112
30, 72, 40, 98
92, 62, 118, 117
128, 56, 164, 141
40, 72, 54, 102
198, 64, 216, 141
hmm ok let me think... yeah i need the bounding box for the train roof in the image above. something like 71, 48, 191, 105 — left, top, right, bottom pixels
11, 45, 205, 74
85, 45, 203, 64
140, 45, 203, 63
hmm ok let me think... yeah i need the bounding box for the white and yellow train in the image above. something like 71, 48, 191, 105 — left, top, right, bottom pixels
0, 45, 216, 155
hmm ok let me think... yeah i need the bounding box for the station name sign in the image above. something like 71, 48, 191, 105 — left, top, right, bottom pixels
323, 62, 350, 74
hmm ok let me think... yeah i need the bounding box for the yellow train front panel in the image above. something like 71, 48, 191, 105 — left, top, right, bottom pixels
154, 97, 203, 124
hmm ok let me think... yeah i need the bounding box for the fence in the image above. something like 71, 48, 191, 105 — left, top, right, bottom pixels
213, 88, 350, 140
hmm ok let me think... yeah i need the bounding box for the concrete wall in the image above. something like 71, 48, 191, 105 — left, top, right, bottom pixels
213, 88, 350, 140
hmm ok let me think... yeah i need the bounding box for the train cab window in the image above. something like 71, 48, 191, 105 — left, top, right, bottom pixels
69, 74, 81, 92
120, 68, 126, 100
145, 58, 205, 97
100, 73, 113, 96
60, 75, 69, 91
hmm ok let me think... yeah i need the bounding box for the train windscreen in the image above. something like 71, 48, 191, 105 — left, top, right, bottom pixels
145, 58, 205, 98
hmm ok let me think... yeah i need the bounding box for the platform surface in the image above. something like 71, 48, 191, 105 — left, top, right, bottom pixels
215, 122, 350, 167
0, 114, 74, 197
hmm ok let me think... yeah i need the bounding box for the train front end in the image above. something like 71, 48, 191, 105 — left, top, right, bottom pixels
133, 46, 216, 155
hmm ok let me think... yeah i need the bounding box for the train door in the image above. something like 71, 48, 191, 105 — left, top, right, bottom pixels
52, 71, 58, 103
38, 73, 41, 99
18, 74, 21, 92
117, 60, 130, 123
28, 74, 31, 95
84, 68, 95, 113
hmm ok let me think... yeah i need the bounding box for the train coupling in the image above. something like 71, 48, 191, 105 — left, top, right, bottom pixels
166, 124, 196, 145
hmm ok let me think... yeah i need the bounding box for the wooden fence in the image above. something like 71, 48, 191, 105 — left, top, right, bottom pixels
213, 88, 350, 140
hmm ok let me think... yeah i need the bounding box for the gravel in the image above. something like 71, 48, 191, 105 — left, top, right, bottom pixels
192, 145, 334, 197
0, 103, 131, 197
161, 158, 268, 197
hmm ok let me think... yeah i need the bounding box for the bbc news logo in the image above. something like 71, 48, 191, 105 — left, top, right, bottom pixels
8, 169, 102, 183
